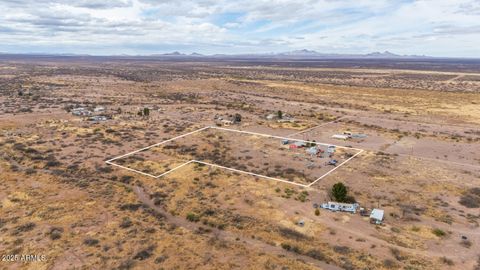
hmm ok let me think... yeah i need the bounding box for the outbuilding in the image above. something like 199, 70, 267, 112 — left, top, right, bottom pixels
370, 209, 384, 224
332, 134, 350, 140
306, 146, 318, 155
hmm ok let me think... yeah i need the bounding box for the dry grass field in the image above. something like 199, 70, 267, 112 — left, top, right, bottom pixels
1, 56, 479, 270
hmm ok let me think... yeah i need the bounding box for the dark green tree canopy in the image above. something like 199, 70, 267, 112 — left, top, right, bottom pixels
331, 182, 348, 202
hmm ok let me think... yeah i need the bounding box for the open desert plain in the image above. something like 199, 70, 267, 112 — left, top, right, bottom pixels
1, 56, 479, 270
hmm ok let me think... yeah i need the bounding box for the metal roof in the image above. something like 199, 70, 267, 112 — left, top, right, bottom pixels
370, 209, 384, 221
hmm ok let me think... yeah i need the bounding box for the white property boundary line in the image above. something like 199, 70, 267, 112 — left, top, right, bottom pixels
193, 160, 308, 188
307, 149, 364, 187
106, 126, 210, 162
211, 126, 362, 151
287, 116, 348, 137
106, 126, 364, 188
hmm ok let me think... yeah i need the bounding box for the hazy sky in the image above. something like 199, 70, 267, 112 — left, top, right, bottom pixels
1, 0, 479, 57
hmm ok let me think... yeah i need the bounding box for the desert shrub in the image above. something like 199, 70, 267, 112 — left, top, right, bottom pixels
391, 227, 401, 233
432, 228, 446, 237
411, 226, 421, 232
297, 191, 309, 202
12, 222, 35, 235
203, 209, 215, 216
25, 168, 37, 175
305, 249, 326, 261
83, 238, 99, 246
440, 257, 454, 266
315, 209, 320, 216
383, 259, 396, 268
120, 175, 134, 184
281, 243, 291, 251
45, 160, 61, 167
97, 166, 113, 173
142, 208, 165, 222
390, 247, 406, 261
278, 227, 309, 241
48, 227, 64, 240
133, 245, 155, 260
117, 259, 135, 270
333, 245, 351, 255
459, 188, 480, 208
12, 143, 26, 151
154, 255, 168, 264
120, 204, 142, 211
120, 217, 133, 228
186, 212, 200, 222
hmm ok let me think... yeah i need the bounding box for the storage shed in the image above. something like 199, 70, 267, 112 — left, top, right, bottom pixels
370, 209, 384, 224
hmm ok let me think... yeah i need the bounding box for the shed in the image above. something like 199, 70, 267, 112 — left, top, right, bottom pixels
332, 134, 349, 140
351, 134, 368, 139
370, 209, 384, 224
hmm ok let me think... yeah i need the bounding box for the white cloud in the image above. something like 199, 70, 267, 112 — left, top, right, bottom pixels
0, 0, 479, 56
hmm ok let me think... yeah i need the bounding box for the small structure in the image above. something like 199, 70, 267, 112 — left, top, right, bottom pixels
351, 133, 368, 139
94, 106, 105, 112
282, 139, 290, 145
223, 120, 233, 126
332, 134, 350, 140
89, 115, 107, 122
71, 107, 91, 116
306, 146, 318, 156
293, 141, 307, 148
277, 117, 296, 123
266, 113, 276, 120
221, 119, 234, 126
215, 114, 241, 126
321, 202, 359, 214
370, 209, 384, 224
327, 145, 336, 153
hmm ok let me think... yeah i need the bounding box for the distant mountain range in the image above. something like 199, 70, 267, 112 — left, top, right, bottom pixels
147, 49, 430, 59
0, 50, 433, 59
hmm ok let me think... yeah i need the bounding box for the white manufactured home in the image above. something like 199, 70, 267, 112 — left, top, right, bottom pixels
321, 202, 359, 213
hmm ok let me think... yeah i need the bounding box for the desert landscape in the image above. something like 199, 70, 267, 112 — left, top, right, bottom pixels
1, 55, 479, 270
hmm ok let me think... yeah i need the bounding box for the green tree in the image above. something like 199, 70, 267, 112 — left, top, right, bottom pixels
331, 182, 348, 202
277, 110, 283, 119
